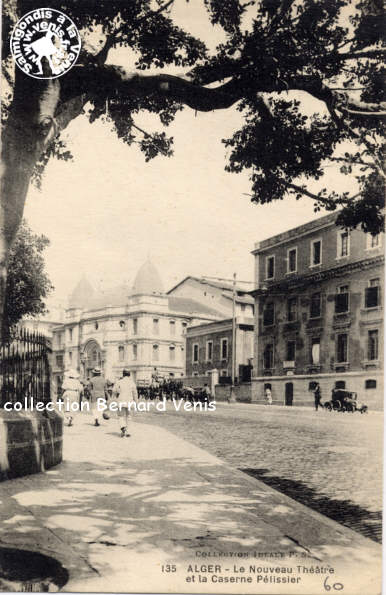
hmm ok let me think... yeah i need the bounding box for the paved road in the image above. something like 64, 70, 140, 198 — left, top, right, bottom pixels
135, 402, 383, 542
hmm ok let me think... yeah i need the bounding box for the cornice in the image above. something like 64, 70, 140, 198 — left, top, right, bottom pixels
252, 255, 384, 296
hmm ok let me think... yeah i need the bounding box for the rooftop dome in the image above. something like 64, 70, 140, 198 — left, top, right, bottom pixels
132, 260, 164, 296
68, 275, 94, 309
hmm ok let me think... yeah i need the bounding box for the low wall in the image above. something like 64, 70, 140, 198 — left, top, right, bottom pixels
251, 371, 384, 410
214, 383, 252, 402
214, 385, 231, 402
181, 376, 209, 388
0, 410, 63, 481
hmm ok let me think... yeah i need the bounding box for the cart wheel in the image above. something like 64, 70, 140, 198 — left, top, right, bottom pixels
325, 402, 332, 411
360, 406, 368, 414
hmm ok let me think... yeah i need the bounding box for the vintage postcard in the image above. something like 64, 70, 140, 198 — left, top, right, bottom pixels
0, 0, 384, 594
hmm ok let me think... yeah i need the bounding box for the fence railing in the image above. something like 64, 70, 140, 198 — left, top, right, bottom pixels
0, 329, 51, 408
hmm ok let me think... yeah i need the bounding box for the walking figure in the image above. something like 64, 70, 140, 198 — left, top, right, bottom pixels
89, 367, 108, 426
311, 382, 322, 411
61, 369, 82, 426
265, 387, 272, 405
113, 369, 138, 437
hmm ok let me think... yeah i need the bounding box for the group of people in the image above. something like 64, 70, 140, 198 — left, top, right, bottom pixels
60, 367, 137, 437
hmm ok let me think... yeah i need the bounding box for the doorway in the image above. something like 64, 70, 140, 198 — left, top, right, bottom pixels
285, 382, 293, 406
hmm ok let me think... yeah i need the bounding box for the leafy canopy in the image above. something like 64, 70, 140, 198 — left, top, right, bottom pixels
3, 0, 385, 233
3, 221, 53, 332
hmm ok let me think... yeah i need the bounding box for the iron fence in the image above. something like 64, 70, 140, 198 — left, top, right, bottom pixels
0, 329, 51, 407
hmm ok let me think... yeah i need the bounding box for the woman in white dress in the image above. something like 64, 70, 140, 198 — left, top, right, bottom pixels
61, 369, 82, 426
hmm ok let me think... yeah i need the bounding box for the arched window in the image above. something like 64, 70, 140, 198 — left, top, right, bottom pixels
169, 345, 175, 361
132, 344, 137, 360
169, 320, 175, 336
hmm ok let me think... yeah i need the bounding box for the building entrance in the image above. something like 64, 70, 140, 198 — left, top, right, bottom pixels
82, 340, 102, 379
285, 382, 293, 406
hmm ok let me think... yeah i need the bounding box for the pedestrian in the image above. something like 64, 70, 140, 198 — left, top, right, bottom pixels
113, 369, 138, 437
312, 382, 322, 411
61, 369, 82, 426
83, 377, 91, 401
203, 383, 211, 402
265, 386, 272, 405
89, 367, 108, 426
151, 367, 160, 398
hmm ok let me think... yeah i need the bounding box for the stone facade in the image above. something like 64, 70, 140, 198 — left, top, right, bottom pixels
168, 276, 255, 318
185, 317, 254, 382
51, 262, 226, 393
251, 212, 384, 410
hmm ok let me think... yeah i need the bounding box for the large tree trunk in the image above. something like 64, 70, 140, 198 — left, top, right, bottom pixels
0, 71, 60, 340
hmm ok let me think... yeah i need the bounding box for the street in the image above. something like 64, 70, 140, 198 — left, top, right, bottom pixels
135, 402, 383, 542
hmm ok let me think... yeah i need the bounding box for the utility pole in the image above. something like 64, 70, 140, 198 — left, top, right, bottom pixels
230, 272, 237, 402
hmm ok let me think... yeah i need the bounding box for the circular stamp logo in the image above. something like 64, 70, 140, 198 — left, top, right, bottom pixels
10, 8, 81, 79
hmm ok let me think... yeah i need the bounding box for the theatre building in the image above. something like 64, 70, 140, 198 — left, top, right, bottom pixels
51, 261, 224, 394
251, 212, 384, 409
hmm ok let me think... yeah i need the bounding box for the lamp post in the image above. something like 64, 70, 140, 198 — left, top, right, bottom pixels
230, 272, 237, 402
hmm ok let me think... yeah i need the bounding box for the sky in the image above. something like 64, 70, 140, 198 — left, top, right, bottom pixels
22, 1, 355, 310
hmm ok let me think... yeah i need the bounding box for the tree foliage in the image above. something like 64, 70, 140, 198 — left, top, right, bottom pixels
3, 221, 53, 332
2, 0, 385, 236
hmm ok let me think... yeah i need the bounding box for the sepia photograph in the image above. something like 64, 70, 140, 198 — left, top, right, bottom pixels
0, 0, 384, 593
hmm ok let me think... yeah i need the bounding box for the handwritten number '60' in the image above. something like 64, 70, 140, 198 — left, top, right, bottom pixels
324, 576, 344, 591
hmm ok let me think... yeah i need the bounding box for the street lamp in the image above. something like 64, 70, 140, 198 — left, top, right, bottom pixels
230, 272, 236, 402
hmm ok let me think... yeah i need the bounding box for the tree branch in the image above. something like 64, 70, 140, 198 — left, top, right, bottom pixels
131, 122, 170, 156
330, 157, 378, 168
61, 66, 244, 111
338, 49, 386, 61
268, 0, 296, 32
284, 181, 360, 206
340, 105, 386, 117
94, 0, 176, 65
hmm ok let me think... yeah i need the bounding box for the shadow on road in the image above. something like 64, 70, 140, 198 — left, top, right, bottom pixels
241, 468, 382, 544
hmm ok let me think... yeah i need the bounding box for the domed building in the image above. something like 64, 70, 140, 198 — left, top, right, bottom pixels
132, 260, 165, 296
51, 260, 225, 392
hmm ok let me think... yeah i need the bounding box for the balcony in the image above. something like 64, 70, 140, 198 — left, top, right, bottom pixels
361, 359, 380, 370
283, 321, 300, 333
306, 364, 322, 374
283, 360, 296, 375
283, 360, 295, 369
263, 368, 274, 376
333, 362, 350, 372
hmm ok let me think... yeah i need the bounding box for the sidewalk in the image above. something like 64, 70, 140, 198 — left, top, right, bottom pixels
0, 415, 381, 594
